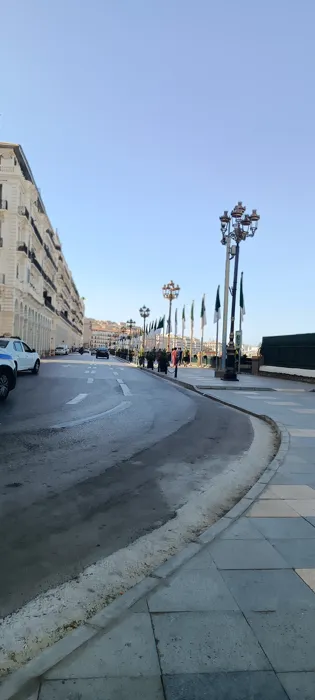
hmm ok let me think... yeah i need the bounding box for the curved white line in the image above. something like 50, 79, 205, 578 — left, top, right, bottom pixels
51, 401, 131, 430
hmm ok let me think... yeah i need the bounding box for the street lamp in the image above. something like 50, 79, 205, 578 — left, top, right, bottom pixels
139, 305, 150, 351
162, 280, 180, 351
120, 326, 127, 349
220, 202, 260, 381
126, 318, 136, 352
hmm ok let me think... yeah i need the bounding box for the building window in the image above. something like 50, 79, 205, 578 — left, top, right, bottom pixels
27, 268, 30, 283
16, 264, 19, 279
0, 273, 5, 284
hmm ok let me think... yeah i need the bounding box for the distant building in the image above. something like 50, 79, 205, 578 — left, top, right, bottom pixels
83, 317, 141, 348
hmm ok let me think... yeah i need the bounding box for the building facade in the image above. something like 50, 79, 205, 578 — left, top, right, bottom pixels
90, 329, 119, 348
0, 143, 84, 353
83, 318, 141, 349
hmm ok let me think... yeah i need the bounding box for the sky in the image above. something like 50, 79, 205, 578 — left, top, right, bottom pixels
1, 0, 314, 344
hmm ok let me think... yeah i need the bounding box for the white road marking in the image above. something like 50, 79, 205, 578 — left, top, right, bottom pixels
265, 401, 300, 406
84, 370, 90, 374
113, 371, 118, 376
119, 368, 124, 371
66, 393, 88, 405
51, 401, 131, 429
120, 383, 131, 396
289, 428, 315, 437
116, 377, 131, 395
87, 378, 94, 384
275, 388, 306, 392
292, 409, 315, 414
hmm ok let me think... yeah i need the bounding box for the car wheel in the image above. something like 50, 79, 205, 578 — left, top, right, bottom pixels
32, 359, 40, 375
0, 370, 10, 400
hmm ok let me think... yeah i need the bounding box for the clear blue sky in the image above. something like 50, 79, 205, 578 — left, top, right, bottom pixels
2, 0, 314, 344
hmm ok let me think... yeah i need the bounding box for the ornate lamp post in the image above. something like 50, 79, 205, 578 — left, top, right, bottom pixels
162, 280, 180, 351
139, 305, 150, 351
220, 202, 260, 381
120, 326, 127, 349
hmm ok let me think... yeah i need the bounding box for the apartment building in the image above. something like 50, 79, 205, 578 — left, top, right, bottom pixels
90, 329, 119, 348
0, 143, 84, 353
83, 319, 141, 349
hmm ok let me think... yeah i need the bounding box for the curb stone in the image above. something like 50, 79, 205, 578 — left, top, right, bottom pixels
0, 383, 290, 700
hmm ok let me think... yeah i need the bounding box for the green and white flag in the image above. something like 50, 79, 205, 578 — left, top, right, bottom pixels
190, 300, 194, 323
182, 305, 185, 337
200, 294, 207, 331
214, 285, 221, 323
174, 308, 178, 337
156, 317, 164, 335
240, 272, 245, 323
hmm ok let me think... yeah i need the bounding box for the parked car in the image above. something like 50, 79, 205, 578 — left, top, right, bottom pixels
0, 349, 17, 400
96, 347, 109, 359
55, 345, 69, 356
0, 338, 40, 374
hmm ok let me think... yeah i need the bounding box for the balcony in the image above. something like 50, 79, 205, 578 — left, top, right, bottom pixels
18, 205, 30, 219
32, 255, 42, 274
0, 200, 8, 210
44, 243, 58, 271
43, 270, 57, 293
30, 217, 43, 246
44, 295, 56, 313
17, 243, 28, 255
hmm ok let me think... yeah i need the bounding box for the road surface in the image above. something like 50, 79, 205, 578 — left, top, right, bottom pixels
0, 354, 254, 618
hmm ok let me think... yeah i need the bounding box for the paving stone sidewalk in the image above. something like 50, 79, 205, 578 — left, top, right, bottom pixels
25, 384, 315, 699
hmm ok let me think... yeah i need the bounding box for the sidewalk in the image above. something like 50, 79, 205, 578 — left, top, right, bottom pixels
3, 380, 315, 699
168, 366, 315, 392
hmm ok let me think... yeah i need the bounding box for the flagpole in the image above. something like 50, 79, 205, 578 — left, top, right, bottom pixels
190, 301, 194, 365
238, 304, 242, 374
215, 319, 219, 370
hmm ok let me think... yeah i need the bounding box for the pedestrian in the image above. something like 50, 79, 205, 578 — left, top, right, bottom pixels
183, 348, 190, 365
171, 347, 178, 366
178, 347, 183, 365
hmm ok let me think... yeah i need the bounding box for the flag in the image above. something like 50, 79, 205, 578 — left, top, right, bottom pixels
240, 272, 245, 323
175, 308, 178, 336
154, 319, 157, 331
182, 305, 185, 337
213, 285, 221, 323
200, 294, 207, 331
166, 315, 172, 335
191, 301, 194, 323
156, 317, 164, 335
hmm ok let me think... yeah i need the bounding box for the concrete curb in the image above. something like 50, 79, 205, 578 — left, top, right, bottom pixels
0, 376, 290, 700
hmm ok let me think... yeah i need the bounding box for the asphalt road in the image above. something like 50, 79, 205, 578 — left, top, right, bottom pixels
0, 354, 253, 618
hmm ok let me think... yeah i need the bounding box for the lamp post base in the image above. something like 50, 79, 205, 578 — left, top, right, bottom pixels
222, 345, 239, 381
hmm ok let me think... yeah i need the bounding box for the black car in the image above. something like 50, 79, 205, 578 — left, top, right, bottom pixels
96, 347, 109, 359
